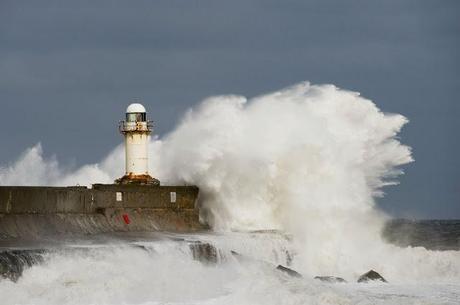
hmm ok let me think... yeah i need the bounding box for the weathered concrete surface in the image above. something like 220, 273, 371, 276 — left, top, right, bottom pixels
0, 184, 205, 240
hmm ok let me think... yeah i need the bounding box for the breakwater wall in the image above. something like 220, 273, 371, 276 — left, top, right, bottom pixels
0, 184, 204, 241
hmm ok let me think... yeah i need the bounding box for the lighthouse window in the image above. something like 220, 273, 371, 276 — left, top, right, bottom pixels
126, 113, 146, 122
170, 192, 177, 203
126, 113, 137, 122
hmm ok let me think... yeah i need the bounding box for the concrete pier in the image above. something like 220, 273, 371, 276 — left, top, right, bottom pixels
0, 184, 204, 241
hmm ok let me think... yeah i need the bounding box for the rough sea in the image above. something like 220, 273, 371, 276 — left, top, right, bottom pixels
384, 219, 460, 251
1, 220, 459, 305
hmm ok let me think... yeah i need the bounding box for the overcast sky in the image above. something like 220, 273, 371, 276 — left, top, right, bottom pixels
0, 0, 458, 218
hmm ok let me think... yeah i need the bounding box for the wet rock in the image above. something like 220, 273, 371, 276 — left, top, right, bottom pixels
314, 276, 347, 283
357, 270, 387, 283
0, 250, 44, 282
132, 244, 148, 251
285, 249, 293, 266
231, 251, 301, 278
230, 250, 241, 256
230, 250, 244, 261
276, 265, 302, 278
189, 242, 219, 264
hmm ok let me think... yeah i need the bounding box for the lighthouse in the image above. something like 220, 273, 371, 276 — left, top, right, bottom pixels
116, 103, 160, 186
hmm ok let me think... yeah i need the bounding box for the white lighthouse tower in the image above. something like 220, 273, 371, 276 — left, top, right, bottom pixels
116, 103, 160, 185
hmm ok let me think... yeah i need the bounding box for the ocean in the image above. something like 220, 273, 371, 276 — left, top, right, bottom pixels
1, 220, 459, 305
383, 219, 460, 251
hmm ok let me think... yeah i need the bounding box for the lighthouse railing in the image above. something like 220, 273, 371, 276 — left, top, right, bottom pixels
119, 121, 153, 133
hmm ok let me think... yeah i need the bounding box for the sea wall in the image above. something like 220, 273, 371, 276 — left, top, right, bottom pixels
0, 184, 204, 240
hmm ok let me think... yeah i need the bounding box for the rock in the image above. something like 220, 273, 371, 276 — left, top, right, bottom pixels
314, 276, 347, 283
0, 250, 44, 282
285, 250, 293, 266
132, 244, 148, 251
357, 270, 387, 283
230, 250, 242, 257
231, 251, 301, 278
276, 265, 302, 278
189, 242, 219, 264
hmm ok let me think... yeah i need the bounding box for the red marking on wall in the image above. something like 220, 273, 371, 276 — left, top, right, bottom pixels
122, 214, 130, 225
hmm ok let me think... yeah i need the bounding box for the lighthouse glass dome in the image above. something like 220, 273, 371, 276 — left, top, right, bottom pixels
126, 103, 147, 122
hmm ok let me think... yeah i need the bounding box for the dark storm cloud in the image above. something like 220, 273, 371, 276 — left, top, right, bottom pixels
0, 0, 459, 218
